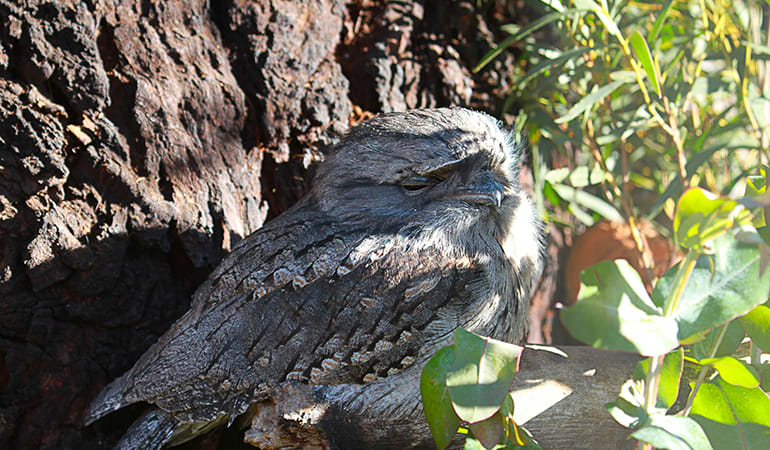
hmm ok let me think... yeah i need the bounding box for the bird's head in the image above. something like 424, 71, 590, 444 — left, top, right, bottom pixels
311, 108, 541, 264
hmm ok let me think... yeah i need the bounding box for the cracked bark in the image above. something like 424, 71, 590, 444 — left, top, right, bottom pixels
1, 1, 571, 449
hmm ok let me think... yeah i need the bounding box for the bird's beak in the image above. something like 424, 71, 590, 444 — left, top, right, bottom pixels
452, 173, 505, 208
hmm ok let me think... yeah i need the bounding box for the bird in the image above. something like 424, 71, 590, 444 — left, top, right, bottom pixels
84, 107, 543, 449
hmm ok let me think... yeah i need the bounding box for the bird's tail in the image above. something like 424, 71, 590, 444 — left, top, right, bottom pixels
114, 407, 176, 450
84, 373, 130, 425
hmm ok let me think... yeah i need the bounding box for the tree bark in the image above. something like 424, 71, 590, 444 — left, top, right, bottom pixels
1, 1, 567, 449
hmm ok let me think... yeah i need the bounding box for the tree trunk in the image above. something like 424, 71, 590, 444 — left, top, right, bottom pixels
1, 1, 570, 449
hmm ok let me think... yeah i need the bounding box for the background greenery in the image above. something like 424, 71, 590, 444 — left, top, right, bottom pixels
422, 1, 770, 448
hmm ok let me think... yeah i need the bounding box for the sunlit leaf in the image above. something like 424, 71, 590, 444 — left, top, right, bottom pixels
629, 30, 662, 97
699, 356, 759, 388
738, 304, 770, 353
649, 0, 676, 43
550, 183, 622, 221
690, 379, 770, 449
652, 234, 770, 342
446, 328, 524, 423
562, 260, 679, 356
673, 188, 742, 250
631, 415, 713, 450
555, 80, 626, 124
475, 9, 590, 72
606, 378, 649, 428
518, 45, 613, 88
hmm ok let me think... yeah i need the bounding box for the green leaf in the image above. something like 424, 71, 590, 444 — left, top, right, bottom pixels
462, 435, 487, 450
648, 0, 676, 43
576, 0, 621, 37
517, 45, 613, 88
606, 378, 649, 428
631, 415, 713, 450
542, 181, 562, 208
699, 357, 759, 388
421, 346, 460, 450
757, 363, 770, 392
550, 183, 623, 221
555, 80, 626, 124
446, 328, 524, 423
673, 188, 741, 250
690, 320, 745, 361
508, 424, 542, 449
629, 30, 662, 97
634, 349, 684, 410
649, 141, 760, 220
561, 260, 679, 356
739, 304, 770, 352
544, 168, 570, 184
468, 413, 503, 449
652, 234, 770, 342
567, 166, 605, 187
690, 380, 770, 449
746, 175, 766, 196
475, 9, 590, 72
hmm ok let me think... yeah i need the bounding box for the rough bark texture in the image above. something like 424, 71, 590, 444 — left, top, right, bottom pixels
0, 1, 566, 449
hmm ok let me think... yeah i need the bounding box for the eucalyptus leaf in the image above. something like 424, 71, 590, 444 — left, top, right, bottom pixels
468, 412, 504, 449
550, 183, 623, 221
673, 188, 741, 249
649, 140, 760, 220
629, 30, 662, 97
690, 379, 770, 449
446, 328, 524, 424
699, 356, 759, 388
606, 378, 649, 428
462, 435, 487, 450
518, 45, 612, 88
631, 415, 713, 450
689, 320, 745, 361
756, 363, 770, 392
421, 346, 460, 450
561, 260, 679, 356
555, 80, 626, 124
738, 304, 770, 353
648, 0, 676, 43
475, 9, 590, 72
652, 234, 770, 342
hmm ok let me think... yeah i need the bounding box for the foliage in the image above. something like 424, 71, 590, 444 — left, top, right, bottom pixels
484, 0, 770, 231
421, 1, 770, 449
420, 328, 538, 449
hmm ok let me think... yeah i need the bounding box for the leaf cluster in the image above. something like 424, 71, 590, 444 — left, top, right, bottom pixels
421, 1, 770, 449
420, 328, 538, 449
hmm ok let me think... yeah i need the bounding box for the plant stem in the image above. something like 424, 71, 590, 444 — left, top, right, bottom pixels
751, 342, 762, 366
643, 354, 663, 413
662, 96, 689, 189
682, 322, 730, 416
663, 250, 698, 317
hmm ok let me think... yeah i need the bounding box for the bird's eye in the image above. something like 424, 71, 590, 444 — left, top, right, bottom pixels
401, 176, 434, 195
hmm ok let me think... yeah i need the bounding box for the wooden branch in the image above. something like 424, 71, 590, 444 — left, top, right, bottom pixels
244, 346, 641, 449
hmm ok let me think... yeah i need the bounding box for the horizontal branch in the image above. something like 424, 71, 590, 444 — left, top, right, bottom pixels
245, 346, 640, 449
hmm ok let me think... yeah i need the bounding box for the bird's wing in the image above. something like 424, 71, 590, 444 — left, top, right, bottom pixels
86, 219, 489, 428
85, 204, 367, 424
